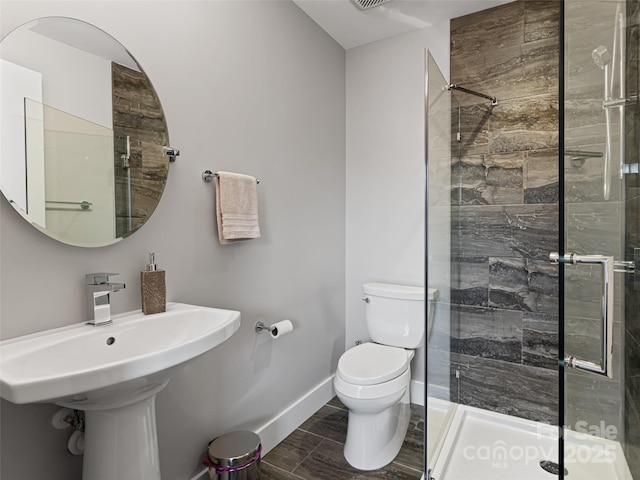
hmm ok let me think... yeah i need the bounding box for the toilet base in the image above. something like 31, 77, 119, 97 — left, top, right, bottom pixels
342, 388, 411, 471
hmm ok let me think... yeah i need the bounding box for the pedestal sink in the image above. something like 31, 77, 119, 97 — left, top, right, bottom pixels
0, 302, 241, 480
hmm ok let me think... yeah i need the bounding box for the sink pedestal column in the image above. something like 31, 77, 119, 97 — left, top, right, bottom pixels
69, 382, 169, 480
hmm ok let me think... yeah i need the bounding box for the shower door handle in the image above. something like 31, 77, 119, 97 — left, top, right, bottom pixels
550, 252, 614, 379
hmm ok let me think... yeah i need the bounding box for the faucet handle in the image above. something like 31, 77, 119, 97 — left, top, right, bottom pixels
85, 272, 119, 285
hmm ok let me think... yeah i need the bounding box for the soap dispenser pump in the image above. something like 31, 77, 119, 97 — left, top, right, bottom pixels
141, 252, 166, 315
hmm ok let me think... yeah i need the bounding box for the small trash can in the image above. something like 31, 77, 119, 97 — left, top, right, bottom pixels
203, 431, 261, 480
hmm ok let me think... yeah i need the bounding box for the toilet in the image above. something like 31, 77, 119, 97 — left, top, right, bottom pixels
334, 282, 434, 471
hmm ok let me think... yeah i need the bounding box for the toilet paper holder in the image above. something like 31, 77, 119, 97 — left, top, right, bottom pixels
255, 320, 293, 339
255, 322, 274, 334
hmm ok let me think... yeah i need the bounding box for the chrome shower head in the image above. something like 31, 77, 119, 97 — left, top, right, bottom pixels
592, 45, 612, 69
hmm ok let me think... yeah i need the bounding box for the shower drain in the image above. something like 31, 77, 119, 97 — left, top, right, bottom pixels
539, 460, 569, 476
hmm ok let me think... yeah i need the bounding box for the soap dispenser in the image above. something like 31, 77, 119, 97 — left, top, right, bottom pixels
141, 252, 166, 315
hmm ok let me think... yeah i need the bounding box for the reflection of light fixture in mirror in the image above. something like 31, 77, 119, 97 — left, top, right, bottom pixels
350, 0, 392, 9
0, 17, 174, 248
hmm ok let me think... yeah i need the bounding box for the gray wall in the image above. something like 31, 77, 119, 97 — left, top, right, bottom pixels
345, 22, 450, 402
0, 2, 345, 479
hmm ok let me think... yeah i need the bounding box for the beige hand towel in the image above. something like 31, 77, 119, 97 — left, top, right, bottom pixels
215, 171, 261, 244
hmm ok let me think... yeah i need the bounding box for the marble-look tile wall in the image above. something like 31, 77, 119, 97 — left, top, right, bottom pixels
624, 0, 640, 474
450, 0, 560, 424
450, 1, 637, 473
564, 0, 627, 450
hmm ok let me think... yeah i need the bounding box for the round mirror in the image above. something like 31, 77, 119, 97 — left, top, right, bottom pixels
0, 17, 170, 247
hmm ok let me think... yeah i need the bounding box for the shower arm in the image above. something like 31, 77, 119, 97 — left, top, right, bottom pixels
446, 84, 498, 106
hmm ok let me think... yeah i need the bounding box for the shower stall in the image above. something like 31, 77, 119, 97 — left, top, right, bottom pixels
425, 0, 639, 479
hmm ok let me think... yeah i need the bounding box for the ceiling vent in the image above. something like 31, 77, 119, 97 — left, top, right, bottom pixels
351, 0, 392, 10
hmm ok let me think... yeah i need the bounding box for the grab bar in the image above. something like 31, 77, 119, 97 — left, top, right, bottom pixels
550, 252, 614, 379
45, 200, 92, 211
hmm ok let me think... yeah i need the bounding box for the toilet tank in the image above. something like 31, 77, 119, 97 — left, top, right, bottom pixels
363, 282, 426, 349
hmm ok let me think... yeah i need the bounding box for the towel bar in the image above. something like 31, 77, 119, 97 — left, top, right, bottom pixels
45, 200, 92, 211
202, 170, 260, 184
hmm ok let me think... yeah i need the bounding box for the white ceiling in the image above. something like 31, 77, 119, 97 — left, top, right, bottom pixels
293, 0, 513, 50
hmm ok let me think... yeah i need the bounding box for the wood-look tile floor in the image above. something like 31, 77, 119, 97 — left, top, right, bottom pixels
261, 397, 424, 479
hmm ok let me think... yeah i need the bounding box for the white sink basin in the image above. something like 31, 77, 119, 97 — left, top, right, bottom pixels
0, 302, 240, 406
0, 302, 240, 480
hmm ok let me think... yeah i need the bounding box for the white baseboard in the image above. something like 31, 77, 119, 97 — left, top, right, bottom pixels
427, 383, 449, 402
190, 375, 335, 480
253, 375, 336, 455
411, 379, 424, 406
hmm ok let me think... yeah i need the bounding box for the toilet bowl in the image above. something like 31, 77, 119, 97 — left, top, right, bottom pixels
334, 282, 430, 471
334, 342, 415, 470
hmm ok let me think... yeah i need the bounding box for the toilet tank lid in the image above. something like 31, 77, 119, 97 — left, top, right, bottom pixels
363, 282, 426, 300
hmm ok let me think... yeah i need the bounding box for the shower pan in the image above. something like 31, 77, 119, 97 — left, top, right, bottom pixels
424, 0, 639, 479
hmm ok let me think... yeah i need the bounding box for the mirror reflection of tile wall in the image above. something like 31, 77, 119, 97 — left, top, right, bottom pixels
112, 62, 169, 238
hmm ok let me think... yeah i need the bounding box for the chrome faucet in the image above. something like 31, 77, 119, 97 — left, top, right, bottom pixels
85, 273, 125, 326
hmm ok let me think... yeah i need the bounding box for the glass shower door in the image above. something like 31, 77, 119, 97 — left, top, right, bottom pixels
561, 0, 638, 478
424, 50, 458, 478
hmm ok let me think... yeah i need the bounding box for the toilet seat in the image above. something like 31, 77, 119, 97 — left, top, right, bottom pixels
335, 366, 410, 401
337, 343, 409, 386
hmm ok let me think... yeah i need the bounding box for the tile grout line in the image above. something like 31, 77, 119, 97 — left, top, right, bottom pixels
289, 426, 348, 478
289, 437, 336, 477
262, 460, 308, 480
391, 459, 424, 477
262, 431, 324, 476
296, 426, 346, 447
